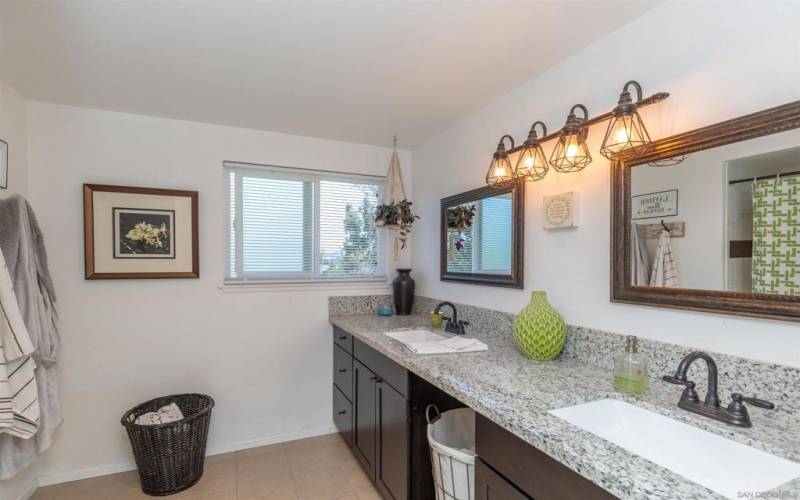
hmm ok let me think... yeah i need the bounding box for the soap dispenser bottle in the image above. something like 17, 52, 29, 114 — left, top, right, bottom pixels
613, 336, 648, 395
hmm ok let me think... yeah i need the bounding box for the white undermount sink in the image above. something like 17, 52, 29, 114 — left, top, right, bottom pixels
384, 328, 449, 346
550, 399, 800, 499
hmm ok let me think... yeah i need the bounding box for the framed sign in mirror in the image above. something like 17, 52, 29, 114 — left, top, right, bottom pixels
441, 181, 524, 288
611, 100, 800, 321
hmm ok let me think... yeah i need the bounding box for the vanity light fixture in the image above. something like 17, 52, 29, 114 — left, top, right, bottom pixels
485, 135, 516, 187
550, 104, 592, 173
600, 80, 652, 159
483, 82, 670, 188
514, 121, 549, 181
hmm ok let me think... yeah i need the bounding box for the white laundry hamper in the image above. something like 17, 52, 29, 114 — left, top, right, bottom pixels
426, 405, 476, 500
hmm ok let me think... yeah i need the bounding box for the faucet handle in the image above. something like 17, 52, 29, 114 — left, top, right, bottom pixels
662, 374, 687, 385
731, 393, 775, 410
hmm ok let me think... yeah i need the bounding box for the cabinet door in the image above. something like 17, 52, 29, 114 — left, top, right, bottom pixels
376, 380, 409, 500
332, 384, 353, 446
353, 359, 377, 480
476, 459, 530, 500
333, 344, 353, 400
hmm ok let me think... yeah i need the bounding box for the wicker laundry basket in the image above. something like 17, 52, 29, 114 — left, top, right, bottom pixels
426, 405, 476, 500
121, 393, 214, 496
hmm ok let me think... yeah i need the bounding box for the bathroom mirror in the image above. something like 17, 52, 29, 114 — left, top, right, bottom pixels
612, 100, 800, 321
440, 181, 524, 288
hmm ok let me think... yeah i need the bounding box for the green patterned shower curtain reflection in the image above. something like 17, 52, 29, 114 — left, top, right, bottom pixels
752, 176, 800, 295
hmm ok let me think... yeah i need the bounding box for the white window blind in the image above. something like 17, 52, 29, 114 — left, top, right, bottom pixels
446, 194, 512, 275
226, 163, 385, 282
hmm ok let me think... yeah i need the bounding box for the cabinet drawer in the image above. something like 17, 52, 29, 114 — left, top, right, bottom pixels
333, 326, 353, 354
333, 384, 353, 446
334, 344, 353, 400
476, 458, 530, 500
354, 338, 408, 397
476, 414, 617, 500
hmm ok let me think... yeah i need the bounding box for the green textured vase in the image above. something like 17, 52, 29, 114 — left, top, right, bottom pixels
513, 291, 566, 360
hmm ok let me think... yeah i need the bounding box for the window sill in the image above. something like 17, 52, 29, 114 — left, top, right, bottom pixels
219, 277, 390, 294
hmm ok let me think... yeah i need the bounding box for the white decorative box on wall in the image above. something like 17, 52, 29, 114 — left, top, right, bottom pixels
543, 192, 580, 229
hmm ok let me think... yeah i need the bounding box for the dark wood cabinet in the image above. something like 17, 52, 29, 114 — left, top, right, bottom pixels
333, 385, 353, 446
334, 344, 353, 401
333, 326, 614, 500
475, 458, 530, 500
333, 328, 459, 500
353, 358, 378, 480
476, 414, 617, 500
376, 380, 409, 500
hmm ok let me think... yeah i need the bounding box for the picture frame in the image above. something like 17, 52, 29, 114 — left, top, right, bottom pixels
83, 184, 199, 279
0, 139, 8, 189
543, 191, 580, 229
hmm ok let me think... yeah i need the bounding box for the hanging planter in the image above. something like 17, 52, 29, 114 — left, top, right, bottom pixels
446, 204, 475, 251
447, 204, 476, 233
375, 199, 418, 249
375, 137, 419, 251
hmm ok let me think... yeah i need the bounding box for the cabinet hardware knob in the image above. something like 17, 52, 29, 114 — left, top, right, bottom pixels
337, 369, 347, 373
369, 376, 382, 383
337, 410, 347, 415
338, 336, 347, 340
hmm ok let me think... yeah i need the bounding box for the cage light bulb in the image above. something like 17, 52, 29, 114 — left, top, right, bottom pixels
566, 144, 579, 160
525, 155, 535, 168
615, 127, 629, 145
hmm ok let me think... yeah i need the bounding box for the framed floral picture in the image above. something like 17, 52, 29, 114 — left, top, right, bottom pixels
83, 184, 199, 279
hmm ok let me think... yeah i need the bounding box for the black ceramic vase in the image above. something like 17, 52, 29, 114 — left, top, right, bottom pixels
392, 268, 415, 315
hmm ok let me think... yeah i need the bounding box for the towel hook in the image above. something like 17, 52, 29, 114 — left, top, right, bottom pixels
661, 220, 670, 233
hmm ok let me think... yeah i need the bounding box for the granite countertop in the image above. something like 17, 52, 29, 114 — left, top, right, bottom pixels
329, 313, 800, 500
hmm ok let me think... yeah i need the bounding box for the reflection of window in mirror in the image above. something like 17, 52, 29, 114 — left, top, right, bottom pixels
447, 194, 512, 275
629, 128, 800, 296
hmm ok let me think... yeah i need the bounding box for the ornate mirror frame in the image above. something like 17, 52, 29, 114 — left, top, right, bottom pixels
440, 180, 524, 288
611, 100, 800, 322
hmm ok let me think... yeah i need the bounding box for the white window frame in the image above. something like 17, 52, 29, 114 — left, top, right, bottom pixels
223, 161, 389, 289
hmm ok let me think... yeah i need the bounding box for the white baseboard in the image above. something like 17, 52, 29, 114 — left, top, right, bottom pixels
206, 423, 338, 456
37, 424, 338, 487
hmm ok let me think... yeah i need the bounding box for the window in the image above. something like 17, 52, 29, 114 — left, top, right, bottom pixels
226, 162, 385, 282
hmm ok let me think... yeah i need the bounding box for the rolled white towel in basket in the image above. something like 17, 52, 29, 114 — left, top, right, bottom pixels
133, 402, 184, 426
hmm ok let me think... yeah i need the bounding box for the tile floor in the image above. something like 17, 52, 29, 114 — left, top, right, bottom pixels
32, 433, 381, 500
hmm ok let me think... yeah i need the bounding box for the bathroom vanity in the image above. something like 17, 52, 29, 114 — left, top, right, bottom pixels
329, 309, 800, 500
332, 323, 612, 500
332, 325, 463, 500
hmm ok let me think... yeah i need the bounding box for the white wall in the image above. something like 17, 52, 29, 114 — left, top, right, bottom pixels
24, 101, 412, 485
1, 15, 36, 497
0, 79, 27, 197
412, 1, 800, 368
0, 79, 40, 500
1, 21, 38, 494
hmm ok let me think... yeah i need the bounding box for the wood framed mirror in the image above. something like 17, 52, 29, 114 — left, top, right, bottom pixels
612, 100, 800, 321
441, 181, 524, 288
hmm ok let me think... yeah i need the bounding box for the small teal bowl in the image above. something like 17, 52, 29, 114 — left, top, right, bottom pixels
376, 305, 394, 317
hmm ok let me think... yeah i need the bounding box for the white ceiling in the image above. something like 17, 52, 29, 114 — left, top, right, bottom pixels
1, 0, 659, 148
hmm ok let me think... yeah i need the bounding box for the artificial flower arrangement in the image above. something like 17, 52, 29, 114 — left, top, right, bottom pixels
375, 199, 419, 249
447, 204, 476, 250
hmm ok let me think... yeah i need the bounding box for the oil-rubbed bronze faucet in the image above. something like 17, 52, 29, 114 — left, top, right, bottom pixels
433, 301, 469, 335
663, 351, 775, 427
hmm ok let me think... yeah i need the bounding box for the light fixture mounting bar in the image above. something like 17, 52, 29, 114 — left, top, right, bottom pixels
505, 92, 670, 155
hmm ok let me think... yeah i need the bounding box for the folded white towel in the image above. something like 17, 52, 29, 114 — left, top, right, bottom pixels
406, 337, 488, 355
134, 402, 184, 426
